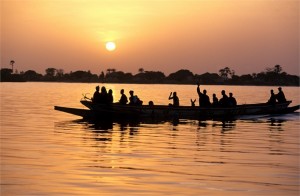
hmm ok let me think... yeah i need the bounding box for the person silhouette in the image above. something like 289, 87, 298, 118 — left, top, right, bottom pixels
108, 89, 113, 104
197, 83, 211, 107
99, 86, 108, 104
219, 90, 229, 107
228, 92, 237, 107
169, 92, 179, 107
129, 90, 143, 105
119, 89, 128, 105
267, 89, 276, 105
212, 93, 219, 107
276, 87, 286, 103
92, 85, 100, 103
191, 99, 196, 107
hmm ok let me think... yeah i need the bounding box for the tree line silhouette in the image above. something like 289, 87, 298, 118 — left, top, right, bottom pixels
0, 64, 299, 86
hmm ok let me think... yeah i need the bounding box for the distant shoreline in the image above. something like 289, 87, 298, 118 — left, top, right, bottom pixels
1, 65, 299, 86
1, 80, 299, 87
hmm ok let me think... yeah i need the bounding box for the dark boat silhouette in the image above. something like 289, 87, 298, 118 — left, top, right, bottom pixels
54, 99, 299, 121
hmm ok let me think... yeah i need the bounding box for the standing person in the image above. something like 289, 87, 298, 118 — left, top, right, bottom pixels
92, 86, 100, 103
219, 90, 229, 107
267, 89, 276, 105
169, 92, 179, 107
228, 92, 237, 107
197, 83, 211, 107
276, 87, 286, 103
212, 93, 219, 107
119, 89, 128, 105
108, 89, 113, 104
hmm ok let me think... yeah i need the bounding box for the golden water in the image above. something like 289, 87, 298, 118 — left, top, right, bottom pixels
1, 83, 299, 195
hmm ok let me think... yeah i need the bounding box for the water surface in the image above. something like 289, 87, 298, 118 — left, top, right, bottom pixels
1, 83, 299, 195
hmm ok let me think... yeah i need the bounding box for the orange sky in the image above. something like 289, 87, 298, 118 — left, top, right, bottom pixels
1, 0, 299, 75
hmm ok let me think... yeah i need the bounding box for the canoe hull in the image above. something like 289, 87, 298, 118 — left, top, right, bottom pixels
54, 101, 299, 120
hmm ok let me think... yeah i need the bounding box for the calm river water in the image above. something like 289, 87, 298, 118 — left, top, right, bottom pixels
1, 82, 299, 195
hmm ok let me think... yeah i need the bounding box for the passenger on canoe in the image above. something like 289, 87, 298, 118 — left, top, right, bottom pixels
196, 83, 211, 107
228, 92, 237, 107
108, 89, 113, 104
92, 85, 101, 103
191, 99, 196, 107
267, 89, 276, 105
99, 86, 108, 104
212, 93, 219, 107
169, 92, 179, 107
119, 89, 128, 105
219, 90, 229, 107
129, 90, 143, 105
276, 87, 286, 103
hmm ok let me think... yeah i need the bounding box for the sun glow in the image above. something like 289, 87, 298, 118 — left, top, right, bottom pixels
106, 42, 116, 51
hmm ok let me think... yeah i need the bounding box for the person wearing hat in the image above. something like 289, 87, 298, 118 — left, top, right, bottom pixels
276, 87, 286, 103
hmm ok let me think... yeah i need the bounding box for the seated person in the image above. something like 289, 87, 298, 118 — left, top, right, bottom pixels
228, 92, 237, 107
129, 90, 143, 105
276, 87, 286, 103
119, 89, 128, 105
267, 89, 276, 105
169, 92, 179, 107
92, 86, 100, 103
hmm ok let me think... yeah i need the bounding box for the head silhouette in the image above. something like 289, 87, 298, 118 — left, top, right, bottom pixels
101, 86, 107, 93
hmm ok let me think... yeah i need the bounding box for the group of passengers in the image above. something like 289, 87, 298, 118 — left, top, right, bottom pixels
92, 84, 286, 107
267, 87, 286, 105
92, 86, 113, 104
119, 89, 143, 105
92, 86, 143, 106
196, 83, 237, 107
168, 83, 237, 108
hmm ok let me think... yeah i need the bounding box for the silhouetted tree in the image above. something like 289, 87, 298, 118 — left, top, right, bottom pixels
106, 71, 133, 82
23, 70, 42, 81
266, 64, 283, 74
167, 69, 194, 83
138, 68, 144, 73
134, 71, 165, 83
56, 69, 64, 77
10, 60, 15, 73
0, 68, 13, 81
195, 72, 222, 84
219, 67, 234, 80
99, 71, 105, 81
45, 68, 56, 77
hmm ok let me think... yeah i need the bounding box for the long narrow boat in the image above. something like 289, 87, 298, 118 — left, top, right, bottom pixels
54, 99, 299, 120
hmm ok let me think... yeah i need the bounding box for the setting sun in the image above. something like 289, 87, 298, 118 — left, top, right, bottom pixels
106, 42, 116, 51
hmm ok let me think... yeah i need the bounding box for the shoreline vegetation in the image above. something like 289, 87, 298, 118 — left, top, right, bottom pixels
1, 65, 299, 86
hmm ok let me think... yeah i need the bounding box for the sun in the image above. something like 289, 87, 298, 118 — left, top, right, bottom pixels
106, 42, 116, 51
